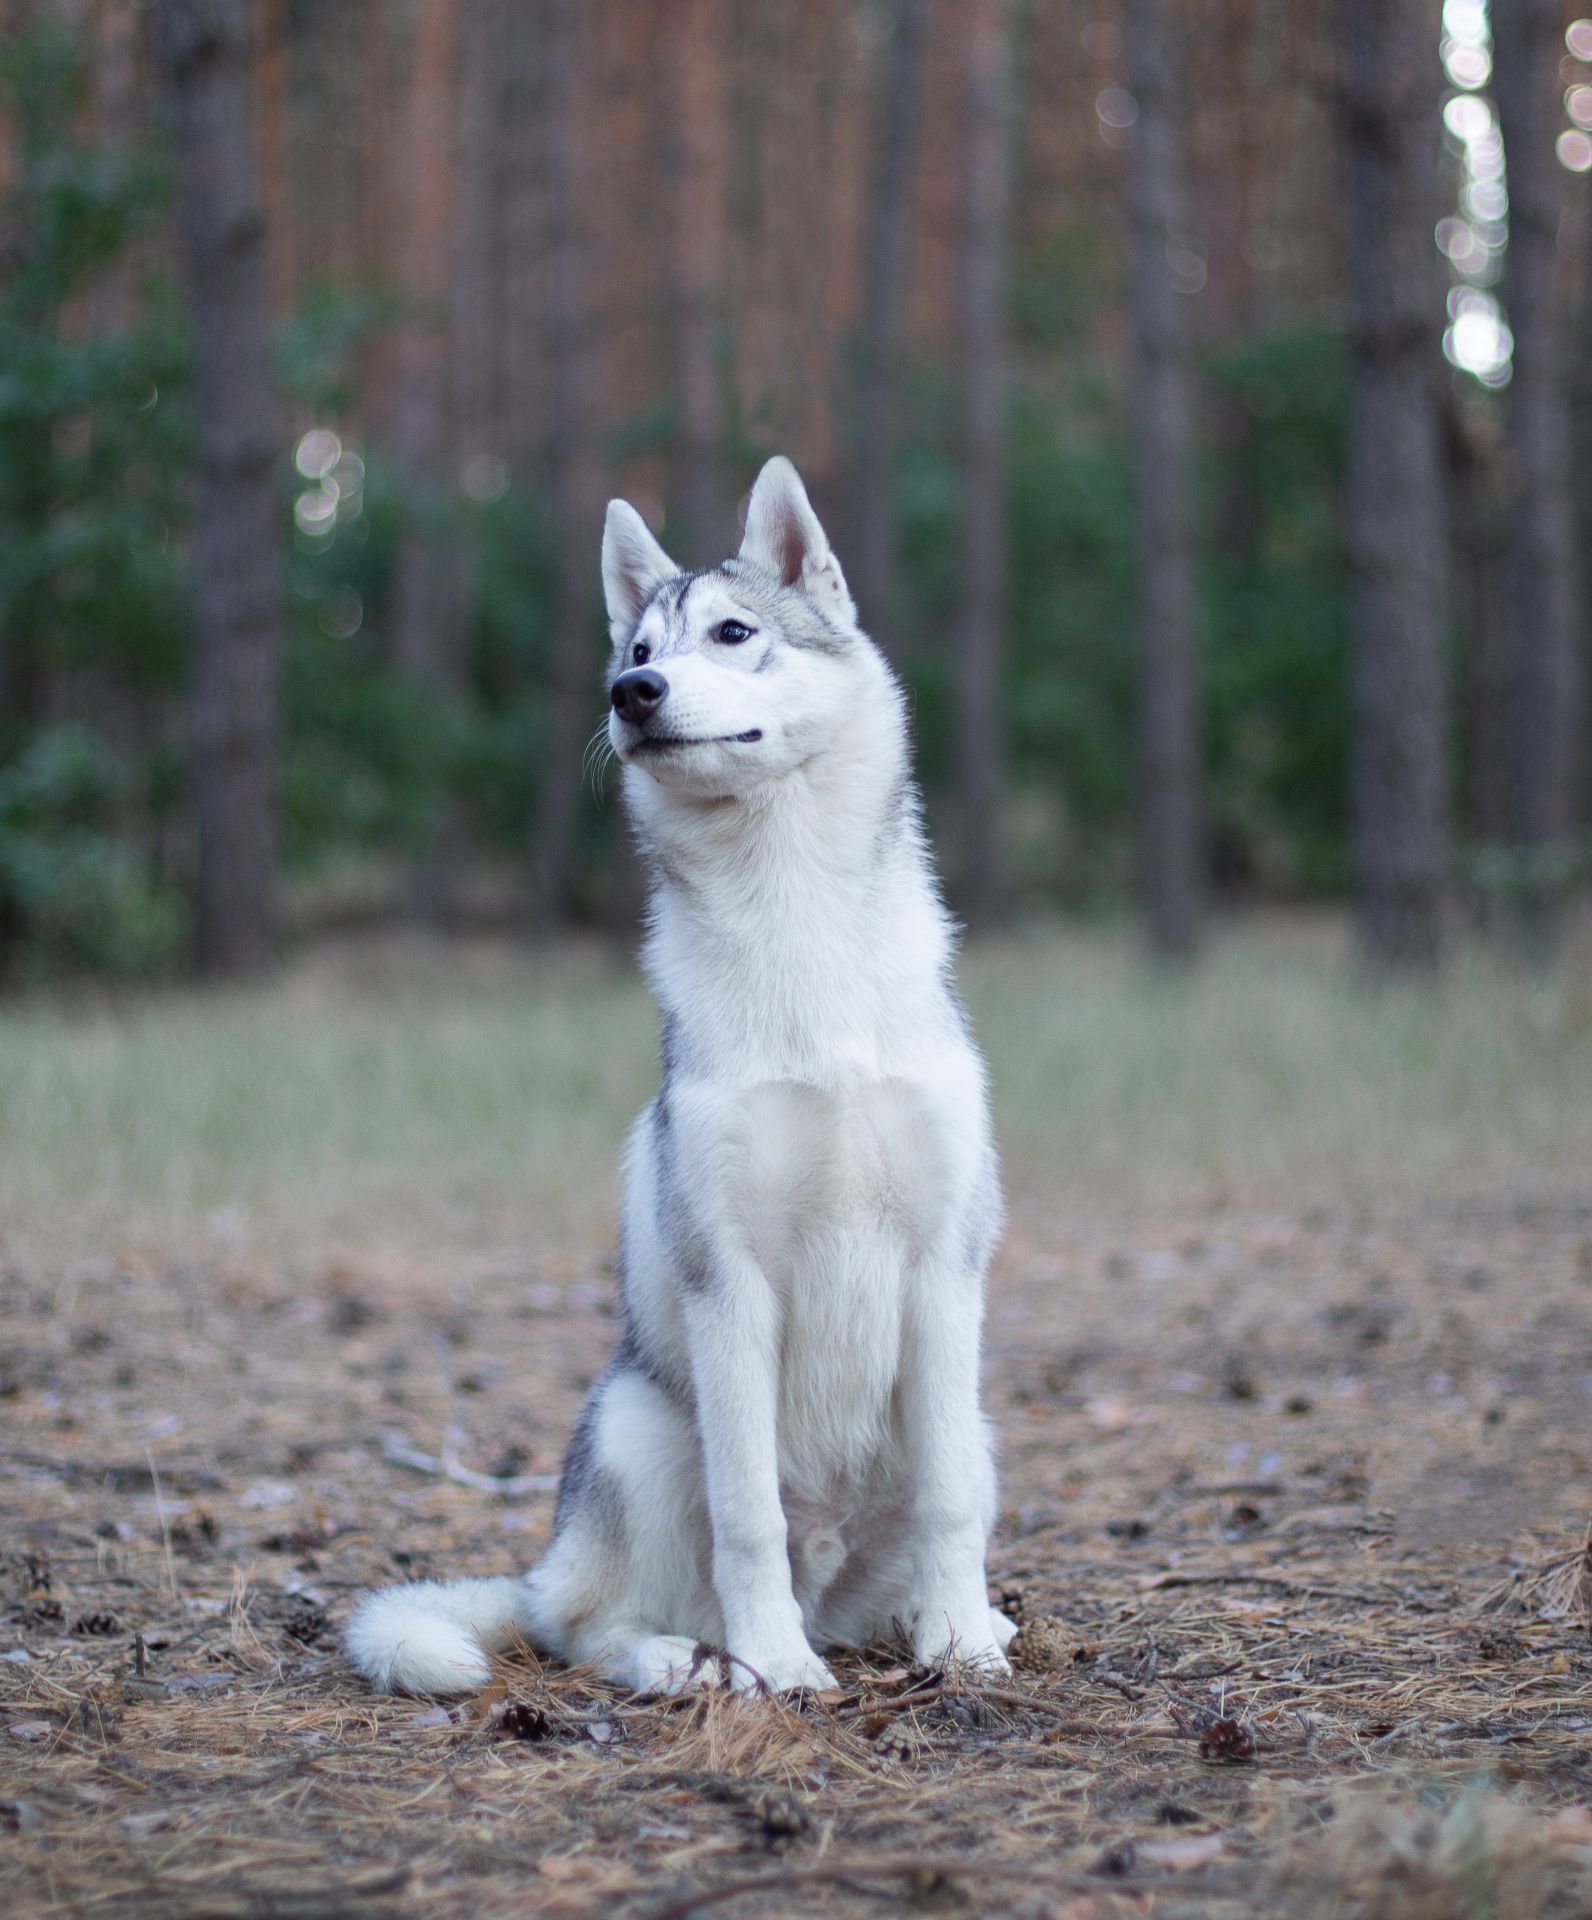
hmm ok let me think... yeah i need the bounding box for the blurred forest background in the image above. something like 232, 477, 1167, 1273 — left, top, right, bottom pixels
0, 0, 1588, 983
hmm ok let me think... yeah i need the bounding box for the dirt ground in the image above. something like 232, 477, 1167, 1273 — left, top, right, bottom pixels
4, 1196, 1592, 1919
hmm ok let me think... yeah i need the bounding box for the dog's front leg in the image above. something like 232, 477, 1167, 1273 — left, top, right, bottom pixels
685, 1268, 837, 1695
900, 1267, 1010, 1672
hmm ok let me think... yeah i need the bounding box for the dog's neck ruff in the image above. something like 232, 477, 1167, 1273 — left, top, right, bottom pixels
626, 663, 954, 1087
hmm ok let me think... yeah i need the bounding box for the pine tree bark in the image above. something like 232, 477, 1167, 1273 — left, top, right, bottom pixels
1491, 0, 1583, 948
664, 0, 725, 566
1574, 206, 1592, 838
847, 0, 931, 655
389, 0, 475, 925
1448, 403, 1509, 857
528, 0, 602, 936
391, 0, 458, 688
155, 0, 283, 978
450, 0, 500, 478
953, 0, 1011, 929
1337, 0, 1450, 972
250, 0, 292, 313
1128, 0, 1202, 962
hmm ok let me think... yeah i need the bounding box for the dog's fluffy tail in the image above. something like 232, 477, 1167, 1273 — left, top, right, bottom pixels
344, 1576, 540, 1695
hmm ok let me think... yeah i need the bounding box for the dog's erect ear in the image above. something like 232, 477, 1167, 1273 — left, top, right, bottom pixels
602, 501, 677, 642
738, 456, 857, 628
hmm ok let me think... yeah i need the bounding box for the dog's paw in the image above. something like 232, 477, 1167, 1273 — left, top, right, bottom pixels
912, 1608, 1013, 1677
624, 1635, 722, 1696
988, 1606, 1019, 1653
728, 1641, 837, 1697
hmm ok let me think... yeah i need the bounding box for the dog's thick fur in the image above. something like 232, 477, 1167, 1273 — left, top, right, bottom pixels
346, 458, 1012, 1696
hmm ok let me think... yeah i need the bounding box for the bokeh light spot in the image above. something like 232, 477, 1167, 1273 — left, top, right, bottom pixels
294, 489, 337, 536
1095, 86, 1138, 129
1444, 0, 1488, 43
1444, 298, 1512, 382
1443, 93, 1492, 141
1442, 40, 1491, 88
318, 589, 363, 640
1166, 247, 1207, 293
461, 452, 510, 503
294, 428, 341, 481
1557, 127, 1592, 170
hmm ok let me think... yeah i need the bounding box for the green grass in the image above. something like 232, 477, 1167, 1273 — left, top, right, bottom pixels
1, 920, 1588, 1255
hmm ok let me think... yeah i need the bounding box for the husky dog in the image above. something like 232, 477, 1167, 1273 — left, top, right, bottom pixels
346, 457, 1013, 1697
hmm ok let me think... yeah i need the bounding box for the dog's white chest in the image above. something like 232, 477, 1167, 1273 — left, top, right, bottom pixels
704, 1077, 953, 1489
726, 1075, 953, 1268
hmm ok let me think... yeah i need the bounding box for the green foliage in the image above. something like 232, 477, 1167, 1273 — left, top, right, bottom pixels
282, 449, 443, 862
1005, 384, 1138, 892
0, 23, 1362, 973
895, 318, 1352, 904
897, 358, 1138, 900
277, 430, 568, 868
0, 28, 190, 702
277, 283, 408, 421
0, 26, 191, 977
464, 484, 562, 848
1203, 324, 1351, 893
0, 727, 187, 978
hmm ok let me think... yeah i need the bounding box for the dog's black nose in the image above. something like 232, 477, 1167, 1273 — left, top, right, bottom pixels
611, 666, 667, 726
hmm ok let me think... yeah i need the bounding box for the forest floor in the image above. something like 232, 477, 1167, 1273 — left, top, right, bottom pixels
3, 922, 1592, 1919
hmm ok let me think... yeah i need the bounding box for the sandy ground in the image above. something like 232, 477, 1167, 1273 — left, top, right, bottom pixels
3, 1194, 1592, 1918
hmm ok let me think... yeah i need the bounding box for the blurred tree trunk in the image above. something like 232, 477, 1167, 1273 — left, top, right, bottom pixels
1491, 0, 1583, 950
389, 0, 469, 924
90, 0, 141, 333
1128, 0, 1202, 963
953, 0, 1011, 929
1574, 205, 1592, 839
497, 5, 541, 480
1337, 0, 1450, 973
1448, 403, 1509, 856
449, 0, 501, 514
529, 0, 601, 937
664, 0, 725, 566
846, 0, 931, 654
250, 0, 292, 313
356, 0, 400, 440
155, 0, 283, 978
391, 0, 457, 686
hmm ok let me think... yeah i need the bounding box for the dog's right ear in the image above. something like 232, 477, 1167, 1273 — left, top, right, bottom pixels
602, 501, 677, 643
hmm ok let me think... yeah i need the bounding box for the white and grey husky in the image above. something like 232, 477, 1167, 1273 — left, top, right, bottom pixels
346, 457, 1013, 1697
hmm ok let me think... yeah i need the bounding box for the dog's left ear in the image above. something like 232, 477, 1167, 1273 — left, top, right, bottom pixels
603, 500, 678, 643
739, 456, 856, 628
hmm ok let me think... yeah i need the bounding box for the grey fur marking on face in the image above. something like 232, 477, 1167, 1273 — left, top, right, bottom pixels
662, 570, 711, 651
718, 558, 851, 656
613, 555, 849, 673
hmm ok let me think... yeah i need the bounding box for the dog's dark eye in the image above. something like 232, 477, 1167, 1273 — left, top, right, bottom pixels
716, 619, 753, 645
632, 641, 651, 666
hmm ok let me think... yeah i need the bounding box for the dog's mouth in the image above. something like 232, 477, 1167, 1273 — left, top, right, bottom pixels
630, 729, 763, 752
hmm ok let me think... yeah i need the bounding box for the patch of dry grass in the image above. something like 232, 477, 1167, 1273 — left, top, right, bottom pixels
3, 917, 1590, 1259
4, 1198, 1592, 1917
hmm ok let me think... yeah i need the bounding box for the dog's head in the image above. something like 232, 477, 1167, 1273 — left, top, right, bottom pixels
602, 457, 873, 801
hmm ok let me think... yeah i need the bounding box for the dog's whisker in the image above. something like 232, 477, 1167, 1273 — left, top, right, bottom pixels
582, 720, 617, 797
